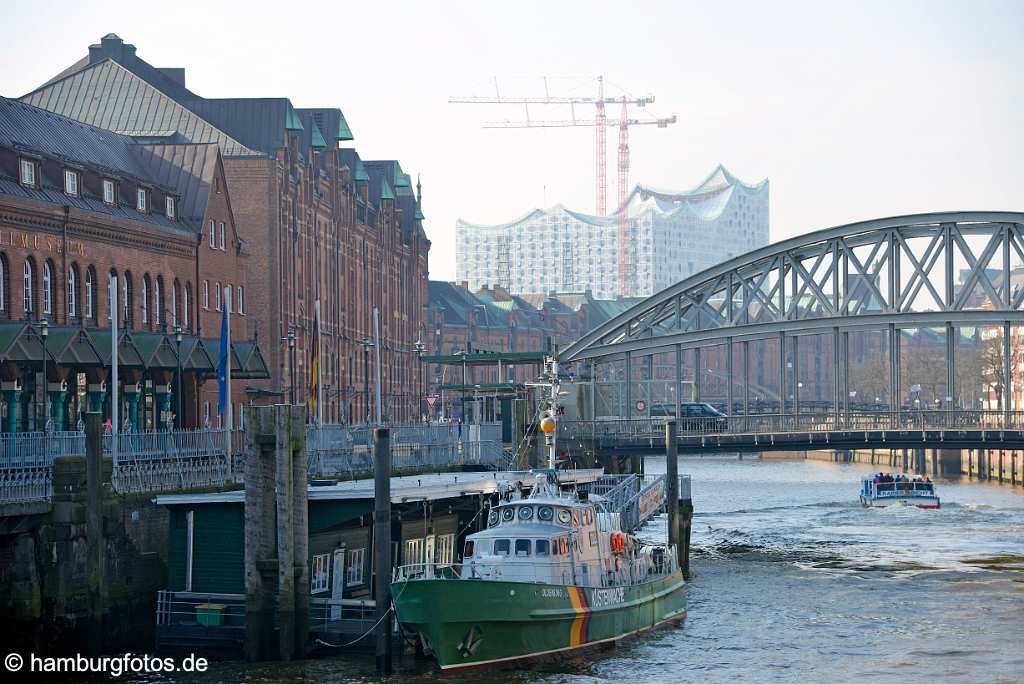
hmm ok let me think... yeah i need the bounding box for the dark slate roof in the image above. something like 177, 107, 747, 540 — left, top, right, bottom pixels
21, 60, 258, 157
133, 143, 220, 224
178, 98, 297, 156
298, 108, 353, 143
428, 281, 542, 329
0, 97, 205, 236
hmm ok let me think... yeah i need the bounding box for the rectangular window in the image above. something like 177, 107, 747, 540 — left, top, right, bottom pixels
535, 539, 550, 557
219, 222, 226, 250
103, 179, 115, 204
346, 548, 365, 586
214, 282, 221, 311
136, 188, 147, 212
202, 400, 210, 427
166, 196, 175, 219
463, 540, 475, 559
64, 170, 78, 196
209, 220, 216, 248
515, 539, 531, 557
202, 280, 209, 309
404, 538, 424, 572
493, 539, 510, 556
19, 159, 35, 187
237, 286, 244, 315
311, 553, 329, 594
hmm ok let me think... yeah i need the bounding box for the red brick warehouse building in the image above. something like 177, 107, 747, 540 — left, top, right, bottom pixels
23, 34, 430, 423
0, 97, 267, 432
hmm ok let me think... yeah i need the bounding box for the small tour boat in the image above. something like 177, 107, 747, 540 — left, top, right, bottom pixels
390, 473, 687, 672
860, 475, 940, 509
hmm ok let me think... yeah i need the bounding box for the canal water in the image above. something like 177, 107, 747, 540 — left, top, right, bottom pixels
139, 457, 1024, 684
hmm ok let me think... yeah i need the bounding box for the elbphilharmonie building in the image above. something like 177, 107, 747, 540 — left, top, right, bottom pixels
456, 165, 769, 299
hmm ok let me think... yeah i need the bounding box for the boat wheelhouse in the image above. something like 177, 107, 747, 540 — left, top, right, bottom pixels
860, 476, 941, 509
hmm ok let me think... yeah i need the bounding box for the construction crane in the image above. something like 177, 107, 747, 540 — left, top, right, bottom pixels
450, 76, 677, 297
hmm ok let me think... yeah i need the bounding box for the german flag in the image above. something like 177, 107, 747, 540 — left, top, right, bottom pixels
309, 299, 321, 422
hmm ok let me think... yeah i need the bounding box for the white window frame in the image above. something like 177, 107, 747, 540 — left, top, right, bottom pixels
67, 267, 76, 318
219, 222, 226, 250
436, 533, 455, 566
403, 538, 424, 573
103, 179, 115, 205
225, 284, 232, 313
42, 261, 52, 315
183, 284, 190, 329
346, 548, 365, 586
136, 188, 147, 212
202, 280, 209, 309
84, 269, 94, 319
237, 285, 244, 315
311, 553, 330, 594
171, 285, 177, 328
214, 282, 221, 311
166, 196, 175, 219
19, 159, 35, 187
154, 278, 162, 327
63, 169, 79, 196
23, 261, 33, 314
202, 400, 210, 427
209, 220, 216, 249
141, 278, 149, 324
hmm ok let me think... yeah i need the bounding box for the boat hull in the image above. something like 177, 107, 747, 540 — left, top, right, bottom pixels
860, 495, 940, 509
391, 571, 686, 671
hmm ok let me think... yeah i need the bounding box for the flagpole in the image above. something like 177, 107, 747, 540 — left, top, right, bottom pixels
110, 274, 118, 466
225, 286, 232, 446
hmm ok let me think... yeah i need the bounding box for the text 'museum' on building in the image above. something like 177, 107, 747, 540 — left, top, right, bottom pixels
456, 165, 769, 299
20, 33, 430, 424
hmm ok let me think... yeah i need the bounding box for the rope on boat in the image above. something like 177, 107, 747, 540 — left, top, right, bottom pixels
315, 605, 392, 649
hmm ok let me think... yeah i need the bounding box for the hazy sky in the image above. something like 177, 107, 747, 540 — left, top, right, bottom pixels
3, 1, 1022, 280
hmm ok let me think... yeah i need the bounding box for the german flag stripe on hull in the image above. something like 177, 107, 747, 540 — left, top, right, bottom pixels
568, 586, 590, 645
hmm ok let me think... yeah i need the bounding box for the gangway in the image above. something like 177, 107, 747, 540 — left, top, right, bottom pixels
588, 473, 690, 533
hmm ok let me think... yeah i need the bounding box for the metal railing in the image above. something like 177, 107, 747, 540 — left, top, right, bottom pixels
560, 410, 1024, 443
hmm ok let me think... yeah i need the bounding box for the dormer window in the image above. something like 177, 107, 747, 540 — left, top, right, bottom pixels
64, 170, 79, 196
19, 159, 35, 187
137, 188, 148, 213
166, 196, 176, 219
103, 179, 116, 204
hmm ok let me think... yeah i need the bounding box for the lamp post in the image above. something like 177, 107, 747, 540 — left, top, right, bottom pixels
287, 328, 297, 405
358, 337, 374, 425
174, 325, 183, 429
40, 319, 49, 434
414, 337, 426, 422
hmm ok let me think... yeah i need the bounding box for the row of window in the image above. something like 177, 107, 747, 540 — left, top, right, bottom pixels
199, 280, 244, 314
208, 220, 227, 251
465, 536, 575, 558
310, 547, 366, 594
20, 158, 175, 219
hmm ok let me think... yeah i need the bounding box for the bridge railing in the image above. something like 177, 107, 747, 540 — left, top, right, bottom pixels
559, 410, 1024, 443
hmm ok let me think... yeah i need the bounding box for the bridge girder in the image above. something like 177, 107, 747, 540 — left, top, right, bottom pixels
563, 212, 1024, 361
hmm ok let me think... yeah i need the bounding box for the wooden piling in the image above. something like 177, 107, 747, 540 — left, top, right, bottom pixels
374, 427, 393, 676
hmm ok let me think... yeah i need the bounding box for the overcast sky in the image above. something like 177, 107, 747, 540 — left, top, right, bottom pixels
3, 0, 1022, 280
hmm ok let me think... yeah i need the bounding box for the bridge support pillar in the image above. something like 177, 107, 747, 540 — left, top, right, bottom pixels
664, 420, 690, 578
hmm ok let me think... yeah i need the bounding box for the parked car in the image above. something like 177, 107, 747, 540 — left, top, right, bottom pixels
649, 402, 729, 432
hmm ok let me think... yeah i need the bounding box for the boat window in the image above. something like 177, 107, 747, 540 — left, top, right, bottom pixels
515, 539, 531, 557
487, 510, 499, 527
557, 509, 572, 525
518, 506, 534, 521
536, 539, 550, 557
464, 540, 475, 558
572, 510, 580, 527
559, 537, 569, 554
502, 507, 515, 522
537, 506, 554, 521
494, 539, 510, 556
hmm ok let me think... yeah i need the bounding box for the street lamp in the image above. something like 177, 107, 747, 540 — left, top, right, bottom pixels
40, 319, 49, 434
414, 337, 426, 422
174, 325, 183, 429
287, 328, 297, 405
358, 337, 374, 425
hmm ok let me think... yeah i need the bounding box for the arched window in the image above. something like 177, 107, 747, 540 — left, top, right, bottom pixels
85, 266, 95, 320
184, 282, 192, 332
67, 264, 78, 318
122, 271, 132, 326
0, 253, 7, 314
155, 276, 164, 328
141, 275, 150, 325
42, 260, 52, 316
172, 280, 180, 329
23, 259, 35, 314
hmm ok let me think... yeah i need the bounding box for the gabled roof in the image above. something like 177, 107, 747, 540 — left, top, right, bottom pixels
298, 107, 354, 142
179, 97, 297, 156
380, 178, 394, 201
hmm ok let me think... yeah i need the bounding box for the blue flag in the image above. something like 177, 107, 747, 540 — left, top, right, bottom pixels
217, 302, 228, 414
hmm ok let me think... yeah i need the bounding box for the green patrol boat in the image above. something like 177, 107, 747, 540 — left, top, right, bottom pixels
391, 473, 687, 672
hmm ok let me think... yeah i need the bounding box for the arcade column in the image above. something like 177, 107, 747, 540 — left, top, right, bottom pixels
48, 379, 69, 432
123, 382, 141, 432
2, 380, 22, 433
88, 382, 106, 413
154, 384, 172, 430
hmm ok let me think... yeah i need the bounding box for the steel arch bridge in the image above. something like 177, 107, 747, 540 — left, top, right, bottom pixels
562, 211, 1024, 421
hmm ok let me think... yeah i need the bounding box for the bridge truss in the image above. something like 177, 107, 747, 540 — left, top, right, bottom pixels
562, 212, 1024, 419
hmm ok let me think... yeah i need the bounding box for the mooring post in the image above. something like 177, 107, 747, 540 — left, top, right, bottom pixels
291, 405, 309, 657
374, 426, 393, 676
276, 406, 297, 661
84, 411, 105, 654
244, 406, 278, 661
664, 420, 680, 561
